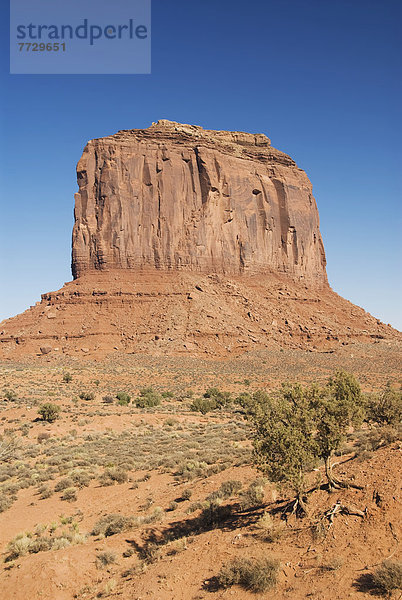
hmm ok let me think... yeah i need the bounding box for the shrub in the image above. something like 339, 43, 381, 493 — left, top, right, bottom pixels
38, 485, 53, 500
190, 397, 217, 414
249, 383, 317, 511
61, 487, 78, 502
37, 432, 51, 443
0, 435, 20, 462
0, 494, 14, 513
315, 371, 365, 487
135, 387, 161, 408
239, 480, 266, 510
96, 550, 117, 569
371, 560, 402, 594
91, 514, 134, 537
181, 488, 192, 501
78, 391, 95, 401
203, 387, 232, 407
51, 537, 71, 551
199, 499, 232, 527
3, 389, 17, 402
71, 470, 93, 488
29, 537, 53, 553
190, 389, 232, 414
6, 533, 33, 559
255, 513, 284, 542
175, 460, 208, 480
62, 373, 72, 383
366, 384, 402, 426
355, 425, 401, 456
138, 541, 161, 564
102, 395, 114, 404
116, 392, 131, 406
99, 467, 128, 486
38, 403, 60, 423
217, 556, 280, 593
55, 477, 74, 492
207, 480, 242, 502
5, 528, 86, 561
249, 372, 365, 506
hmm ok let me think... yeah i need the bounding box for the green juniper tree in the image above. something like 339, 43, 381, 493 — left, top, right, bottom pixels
249, 383, 318, 516
313, 371, 365, 489
248, 372, 366, 514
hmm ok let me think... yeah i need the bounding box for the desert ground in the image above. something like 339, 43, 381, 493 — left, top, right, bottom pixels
0, 340, 401, 600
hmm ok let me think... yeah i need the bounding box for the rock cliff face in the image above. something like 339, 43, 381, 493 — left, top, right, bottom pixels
72, 120, 327, 286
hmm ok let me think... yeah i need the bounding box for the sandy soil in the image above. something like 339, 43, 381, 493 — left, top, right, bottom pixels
0, 344, 401, 599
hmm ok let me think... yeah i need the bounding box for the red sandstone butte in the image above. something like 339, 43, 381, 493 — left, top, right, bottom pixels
0, 121, 399, 358
72, 120, 327, 285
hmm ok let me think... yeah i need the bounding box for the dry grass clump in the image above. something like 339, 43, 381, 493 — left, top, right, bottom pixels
91, 507, 164, 538
217, 556, 280, 593
61, 487, 78, 502
238, 479, 266, 510
99, 467, 128, 486
371, 560, 402, 595
255, 512, 284, 543
96, 550, 117, 569
319, 556, 343, 572
54, 477, 74, 492
91, 514, 135, 537
0, 493, 15, 513
5, 522, 87, 561
37, 484, 53, 499
207, 480, 242, 502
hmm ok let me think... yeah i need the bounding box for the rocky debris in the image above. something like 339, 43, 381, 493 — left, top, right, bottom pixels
40, 346, 52, 355
72, 120, 327, 286
0, 270, 399, 359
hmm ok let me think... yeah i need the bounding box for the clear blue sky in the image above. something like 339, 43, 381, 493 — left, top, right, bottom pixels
1, 0, 401, 329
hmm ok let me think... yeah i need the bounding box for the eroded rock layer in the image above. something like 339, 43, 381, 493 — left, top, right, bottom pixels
0, 271, 399, 359
72, 120, 327, 285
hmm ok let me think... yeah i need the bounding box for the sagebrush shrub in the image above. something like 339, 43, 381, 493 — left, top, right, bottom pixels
116, 392, 131, 405
99, 467, 128, 486
371, 560, 402, 594
190, 397, 217, 414
38, 403, 60, 423
61, 487, 78, 502
135, 387, 161, 408
96, 550, 117, 568
78, 391, 95, 401
55, 477, 74, 492
366, 384, 402, 426
91, 514, 134, 537
102, 395, 114, 404
217, 556, 280, 592
255, 513, 284, 542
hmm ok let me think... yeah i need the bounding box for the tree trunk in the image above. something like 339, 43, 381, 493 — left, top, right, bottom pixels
324, 454, 363, 490
324, 455, 341, 490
